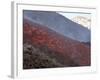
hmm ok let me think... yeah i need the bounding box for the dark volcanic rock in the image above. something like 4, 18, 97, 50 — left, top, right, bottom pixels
23, 18, 90, 69
23, 43, 65, 69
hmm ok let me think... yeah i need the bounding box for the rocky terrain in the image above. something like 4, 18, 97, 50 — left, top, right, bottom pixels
23, 18, 90, 69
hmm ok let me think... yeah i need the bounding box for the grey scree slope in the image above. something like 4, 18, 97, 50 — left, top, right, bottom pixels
23, 10, 90, 43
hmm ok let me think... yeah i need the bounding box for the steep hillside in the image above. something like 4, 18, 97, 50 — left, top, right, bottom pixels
23, 11, 90, 42
23, 19, 90, 69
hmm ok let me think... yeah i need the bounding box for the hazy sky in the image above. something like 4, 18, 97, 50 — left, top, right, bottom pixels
58, 12, 91, 29
58, 12, 91, 20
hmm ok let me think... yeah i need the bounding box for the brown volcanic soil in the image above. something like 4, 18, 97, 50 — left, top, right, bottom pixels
23, 19, 90, 69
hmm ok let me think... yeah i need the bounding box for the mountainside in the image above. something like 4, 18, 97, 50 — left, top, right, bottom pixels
23, 11, 90, 42
23, 19, 90, 69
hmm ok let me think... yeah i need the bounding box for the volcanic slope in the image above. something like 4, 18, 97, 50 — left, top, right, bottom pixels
23, 11, 90, 43
23, 19, 90, 69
